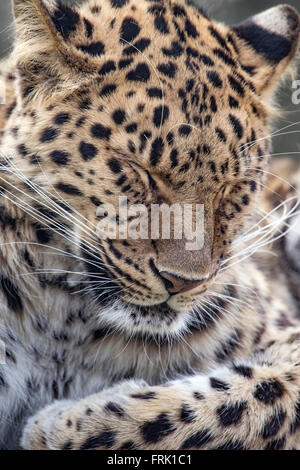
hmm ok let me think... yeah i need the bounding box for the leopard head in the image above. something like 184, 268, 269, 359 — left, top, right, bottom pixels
3, 0, 300, 337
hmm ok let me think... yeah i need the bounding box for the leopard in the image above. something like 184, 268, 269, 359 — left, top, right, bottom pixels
0, 0, 300, 450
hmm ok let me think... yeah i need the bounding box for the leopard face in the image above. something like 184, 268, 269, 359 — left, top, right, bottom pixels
2, 0, 299, 337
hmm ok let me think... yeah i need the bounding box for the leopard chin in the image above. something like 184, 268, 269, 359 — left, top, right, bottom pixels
93, 289, 226, 341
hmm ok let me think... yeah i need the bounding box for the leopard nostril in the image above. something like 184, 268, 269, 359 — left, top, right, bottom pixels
159, 271, 207, 295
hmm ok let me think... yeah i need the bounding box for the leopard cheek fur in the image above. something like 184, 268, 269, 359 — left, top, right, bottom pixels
0, 0, 299, 450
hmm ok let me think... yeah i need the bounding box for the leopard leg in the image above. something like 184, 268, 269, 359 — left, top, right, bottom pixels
22, 330, 300, 450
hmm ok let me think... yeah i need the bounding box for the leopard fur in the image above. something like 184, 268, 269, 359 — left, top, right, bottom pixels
0, 0, 299, 450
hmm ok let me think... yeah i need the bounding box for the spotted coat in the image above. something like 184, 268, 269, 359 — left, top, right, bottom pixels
0, 0, 299, 450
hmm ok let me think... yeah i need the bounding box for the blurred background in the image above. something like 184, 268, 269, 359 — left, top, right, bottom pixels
1, 0, 300, 157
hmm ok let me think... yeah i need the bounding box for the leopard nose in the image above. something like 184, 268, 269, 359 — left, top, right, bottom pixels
159, 271, 207, 295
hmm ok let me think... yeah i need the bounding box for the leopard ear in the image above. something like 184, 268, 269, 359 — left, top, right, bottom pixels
13, 0, 81, 41
12, 0, 97, 102
232, 5, 300, 99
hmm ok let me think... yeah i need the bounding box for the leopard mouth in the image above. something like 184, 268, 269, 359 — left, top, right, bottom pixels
81, 249, 221, 337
